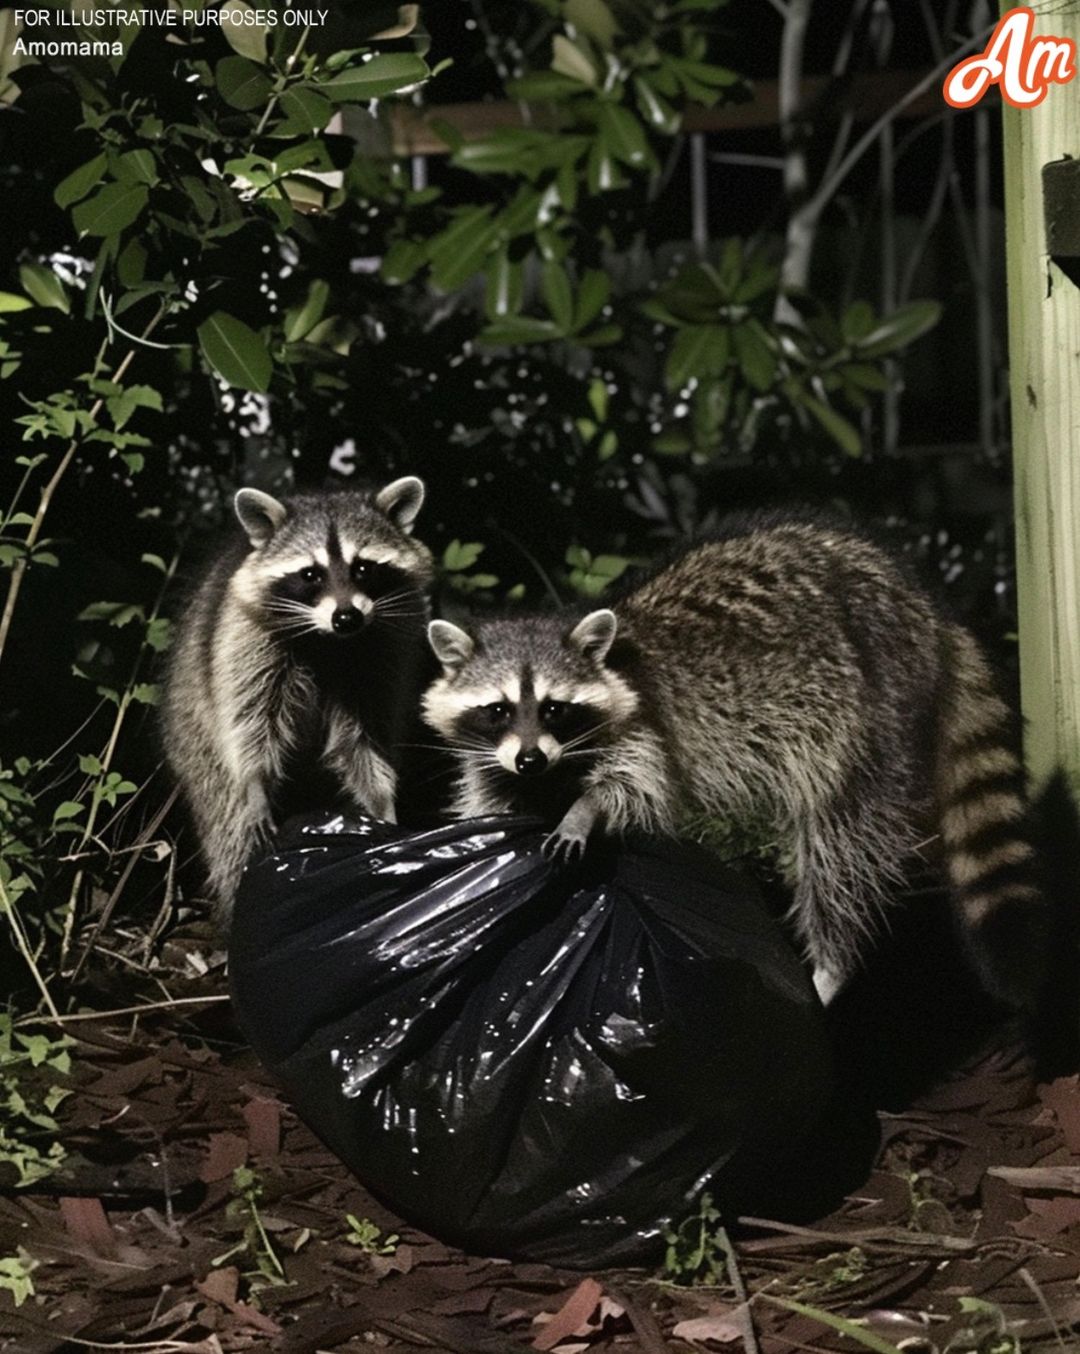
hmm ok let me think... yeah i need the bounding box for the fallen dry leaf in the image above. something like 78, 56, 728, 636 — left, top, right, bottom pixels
532, 1277, 604, 1351
672, 1312, 744, 1344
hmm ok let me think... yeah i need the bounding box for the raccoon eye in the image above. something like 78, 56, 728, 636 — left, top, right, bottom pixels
351, 559, 370, 581
540, 700, 568, 723
300, 566, 325, 584
482, 702, 511, 723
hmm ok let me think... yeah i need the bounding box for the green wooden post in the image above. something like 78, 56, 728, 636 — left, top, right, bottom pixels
1001, 0, 1080, 797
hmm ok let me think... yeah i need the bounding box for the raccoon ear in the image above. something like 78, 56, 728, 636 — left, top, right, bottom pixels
235, 489, 288, 547
376, 476, 425, 532
568, 609, 617, 663
428, 619, 475, 670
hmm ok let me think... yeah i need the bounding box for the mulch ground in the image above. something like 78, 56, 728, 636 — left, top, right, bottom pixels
4, 943, 1080, 1353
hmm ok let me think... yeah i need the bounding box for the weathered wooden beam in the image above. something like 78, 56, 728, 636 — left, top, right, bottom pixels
1001, 0, 1080, 797
384, 68, 946, 156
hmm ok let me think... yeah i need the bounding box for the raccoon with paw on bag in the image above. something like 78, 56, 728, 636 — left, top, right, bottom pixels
163, 478, 433, 921
423, 511, 1050, 1010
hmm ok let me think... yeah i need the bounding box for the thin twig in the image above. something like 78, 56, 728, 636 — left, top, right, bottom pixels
738, 1214, 975, 1253
719, 1225, 761, 1354
14, 994, 229, 1027
70, 786, 180, 981
0, 874, 60, 1018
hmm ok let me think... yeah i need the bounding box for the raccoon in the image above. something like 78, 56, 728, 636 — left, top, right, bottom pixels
423, 514, 1048, 1008
163, 478, 434, 920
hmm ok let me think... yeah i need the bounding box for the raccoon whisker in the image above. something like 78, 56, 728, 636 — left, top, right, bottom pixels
558, 721, 613, 753
373, 589, 421, 609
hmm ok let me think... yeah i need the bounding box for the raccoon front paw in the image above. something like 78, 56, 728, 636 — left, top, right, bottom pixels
541, 801, 598, 864
542, 827, 588, 863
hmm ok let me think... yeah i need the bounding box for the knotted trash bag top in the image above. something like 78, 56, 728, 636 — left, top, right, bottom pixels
229, 813, 836, 1268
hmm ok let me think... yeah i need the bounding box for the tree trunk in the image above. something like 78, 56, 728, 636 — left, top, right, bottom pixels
1001, 0, 1080, 798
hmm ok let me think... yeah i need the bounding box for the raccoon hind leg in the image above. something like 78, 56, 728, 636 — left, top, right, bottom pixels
787, 789, 915, 1004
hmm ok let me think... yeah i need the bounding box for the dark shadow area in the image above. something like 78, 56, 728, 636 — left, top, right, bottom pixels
1032, 770, 1080, 1077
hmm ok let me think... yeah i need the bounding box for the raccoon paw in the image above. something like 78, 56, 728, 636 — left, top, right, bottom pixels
542, 801, 597, 863
542, 827, 588, 864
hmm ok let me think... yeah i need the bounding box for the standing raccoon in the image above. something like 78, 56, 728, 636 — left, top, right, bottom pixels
423, 514, 1047, 1008
163, 478, 433, 920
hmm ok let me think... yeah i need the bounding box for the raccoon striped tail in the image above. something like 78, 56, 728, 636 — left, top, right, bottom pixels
936, 626, 1049, 1010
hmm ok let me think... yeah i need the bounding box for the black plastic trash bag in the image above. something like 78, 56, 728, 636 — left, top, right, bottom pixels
229, 813, 836, 1267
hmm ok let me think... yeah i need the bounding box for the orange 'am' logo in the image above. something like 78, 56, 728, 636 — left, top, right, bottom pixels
943, 6, 1076, 109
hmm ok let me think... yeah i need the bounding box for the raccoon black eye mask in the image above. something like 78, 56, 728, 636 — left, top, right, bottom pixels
421, 514, 1050, 1013
162, 476, 434, 922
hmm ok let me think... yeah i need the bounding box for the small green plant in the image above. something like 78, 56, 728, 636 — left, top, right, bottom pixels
661, 1192, 730, 1286
0, 1249, 38, 1307
790, 1247, 869, 1300
442, 540, 501, 596
0, 1016, 71, 1187
565, 544, 631, 599
344, 1214, 399, 1256
954, 1296, 1020, 1354
213, 1165, 287, 1286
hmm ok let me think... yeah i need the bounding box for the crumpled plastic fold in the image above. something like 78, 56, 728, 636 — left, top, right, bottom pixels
229, 812, 835, 1267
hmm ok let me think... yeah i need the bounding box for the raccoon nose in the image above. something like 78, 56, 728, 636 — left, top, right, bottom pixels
516, 748, 548, 776
332, 607, 366, 634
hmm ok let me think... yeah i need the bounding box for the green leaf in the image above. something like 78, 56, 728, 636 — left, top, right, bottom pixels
585, 138, 623, 194
145, 617, 172, 652
321, 52, 428, 103
113, 149, 158, 187
117, 239, 147, 288
78, 754, 102, 774
731, 320, 776, 392
800, 393, 862, 456
52, 802, 84, 822
578, 323, 622, 347
565, 0, 617, 47
78, 601, 145, 626
216, 55, 273, 110
54, 153, 108, 210
484, 250, 523, 321
843, 362, 890, 393
841, 299, 875, 342
197, 312, 272, 393
478, 317, 564, 346
665, 325, 728, 390
18, 265, 68, 314
0, 293, 32, 313
381, 239, 426, 286
130, 683, 160, 706
505, 70, 583, 101
574, 269, 610, 331
274, 87, 333, 137
71, 183, 148, 239
551, 33, 597, 86
855, 300, 942, 358
428, 206, 499, 291
634, 76, 679, 134
541, 262, 573, 331
284, 279, 330, 341
220, 0, 267, 62
597, 103, 651, 168
442, 540, 484, 571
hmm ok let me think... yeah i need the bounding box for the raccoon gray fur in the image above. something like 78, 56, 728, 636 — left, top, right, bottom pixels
423, 513, 1048, 1009
163, 478, 434, 920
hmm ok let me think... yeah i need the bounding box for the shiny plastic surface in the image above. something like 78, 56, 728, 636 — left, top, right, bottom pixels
229, 813, 835, 1267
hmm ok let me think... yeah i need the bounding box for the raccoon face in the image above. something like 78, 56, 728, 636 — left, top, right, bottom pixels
422, 610, 638, 776
231, 478, 433, 639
